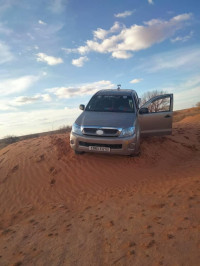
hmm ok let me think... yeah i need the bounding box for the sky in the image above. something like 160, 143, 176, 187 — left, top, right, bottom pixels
0, 0, 200, 138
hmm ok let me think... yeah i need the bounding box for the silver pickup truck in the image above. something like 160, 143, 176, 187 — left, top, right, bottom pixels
70, 89, 173, 156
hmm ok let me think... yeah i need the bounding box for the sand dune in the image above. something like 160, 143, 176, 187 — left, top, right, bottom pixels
0, 112, 200, 266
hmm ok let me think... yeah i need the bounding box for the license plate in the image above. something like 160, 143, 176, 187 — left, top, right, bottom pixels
89, 146, 110, 152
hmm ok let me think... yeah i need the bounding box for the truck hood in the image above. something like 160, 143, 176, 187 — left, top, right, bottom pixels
75, 111, 136, 128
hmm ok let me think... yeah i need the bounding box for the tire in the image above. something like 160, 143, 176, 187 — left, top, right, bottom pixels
134, 148, 141, 156
132, 127, 141, 156
74, 150, 85, 155
128, 149, 140, 157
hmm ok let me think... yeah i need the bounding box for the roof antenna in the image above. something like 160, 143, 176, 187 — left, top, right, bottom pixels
117, 84, 121, 90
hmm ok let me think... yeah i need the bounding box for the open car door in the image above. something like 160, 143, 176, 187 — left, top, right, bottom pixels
139, 94, 173, 136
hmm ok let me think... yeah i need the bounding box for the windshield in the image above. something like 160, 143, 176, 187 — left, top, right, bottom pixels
86, 95, 135, 113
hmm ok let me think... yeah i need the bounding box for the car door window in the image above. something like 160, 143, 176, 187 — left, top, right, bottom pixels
147, 96, 170, 113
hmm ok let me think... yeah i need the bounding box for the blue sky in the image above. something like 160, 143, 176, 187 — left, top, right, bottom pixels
0, 0, 200, 137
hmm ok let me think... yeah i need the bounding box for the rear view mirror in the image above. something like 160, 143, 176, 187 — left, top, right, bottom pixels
139, 107, 149, 114
79, 104, 85, 111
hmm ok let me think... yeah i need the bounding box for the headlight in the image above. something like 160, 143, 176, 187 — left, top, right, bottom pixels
119, 127, 135, 137
72, 123, 82, 135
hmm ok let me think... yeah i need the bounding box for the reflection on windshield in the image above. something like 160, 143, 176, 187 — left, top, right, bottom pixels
86, 95, 135, 113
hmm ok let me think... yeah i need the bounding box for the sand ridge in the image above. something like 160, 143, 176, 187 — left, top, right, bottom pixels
0, 114, 200, 265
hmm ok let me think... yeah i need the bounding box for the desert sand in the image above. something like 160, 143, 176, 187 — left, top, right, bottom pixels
0, 112, 200, 266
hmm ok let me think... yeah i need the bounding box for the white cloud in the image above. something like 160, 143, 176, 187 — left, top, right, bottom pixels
161, 75, 200, 110
38, 20, 47, 25
140, 75, 200, 110
137, 46, 200, 72
0, 100, 16, 111
12, 95, 40, 105
93, 28, 108, 40
72, 56, 89, 67
42, 94, 52, 101
148, 0, 154, 4
130, 78, 143, 84
46, 80, 115, 98
62, 47, 74, 54
171, 31, 193, 43
0, 107, 81, 138
0, 92, 51, 112
174, 86, 200, 110
77, 46, 90, 55
93, 22, 122, 40
36, 53, 63, 65
0, 41, 14, 64
0, 75, 39, 96
66, 13, 192, 59
114, 10, 134, 18
63, 22, 123, 55
11, 94, 52, 106
172, 13, 192, 22
112, 50, 132, 59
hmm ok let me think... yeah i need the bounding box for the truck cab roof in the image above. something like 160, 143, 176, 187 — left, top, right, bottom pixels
96, 89, 137, 97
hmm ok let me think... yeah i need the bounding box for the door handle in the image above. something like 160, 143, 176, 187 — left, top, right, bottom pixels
164, 114, 171, 118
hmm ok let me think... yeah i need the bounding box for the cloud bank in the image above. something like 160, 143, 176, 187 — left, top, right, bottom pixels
65, 13, 192, 61
0, 75, 39, 96
47, 80, 115, 98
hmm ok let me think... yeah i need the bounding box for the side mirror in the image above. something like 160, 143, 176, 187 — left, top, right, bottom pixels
79, 104, 85, 111
139, 107, 149, 114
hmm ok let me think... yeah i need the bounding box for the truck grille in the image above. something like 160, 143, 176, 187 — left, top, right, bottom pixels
82, 127, 119, 137
79, 141, 122, 149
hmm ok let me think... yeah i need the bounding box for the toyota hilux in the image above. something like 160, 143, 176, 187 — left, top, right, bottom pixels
70, 89, 173, 156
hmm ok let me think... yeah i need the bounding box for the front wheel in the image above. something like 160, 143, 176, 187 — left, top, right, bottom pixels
74, 150, 85, 155
129, 149, 140, 157
133, 128, 141, 156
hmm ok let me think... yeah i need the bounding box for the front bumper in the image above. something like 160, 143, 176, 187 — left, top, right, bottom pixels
70, 132, 138, 155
